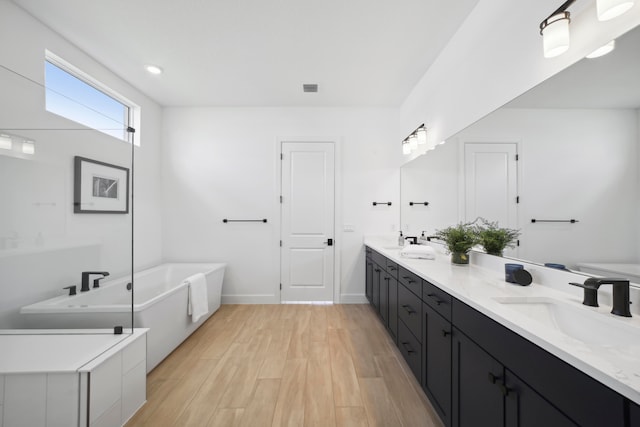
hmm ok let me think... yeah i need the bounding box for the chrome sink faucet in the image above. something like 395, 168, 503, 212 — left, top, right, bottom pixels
569, 278, 632, 317
81, 271, 109, 292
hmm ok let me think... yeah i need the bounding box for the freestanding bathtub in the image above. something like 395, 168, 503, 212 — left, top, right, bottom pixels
20, 263, 226, 372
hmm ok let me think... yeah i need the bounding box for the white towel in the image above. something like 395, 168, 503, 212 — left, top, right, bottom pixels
400, 244, 436, 260
186, 273, 209, 323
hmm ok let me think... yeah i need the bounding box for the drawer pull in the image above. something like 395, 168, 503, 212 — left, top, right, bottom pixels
389, 266, 397, 271
384, 277, 390, 282
427, 293, 445, 306
374, 268, 381, 273
442, 330, 451, 337
488, 372, 501, 384
402, 275, 416, 283
499, 384, 513, 397
401, 341, 415, 354
401, 304, 416, 315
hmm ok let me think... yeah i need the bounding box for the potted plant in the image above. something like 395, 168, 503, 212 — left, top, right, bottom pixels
433, 222, 479, 265
475, 218, 520, 257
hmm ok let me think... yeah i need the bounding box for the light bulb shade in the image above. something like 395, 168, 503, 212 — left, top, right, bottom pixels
402, 142, 411, 155
597, 0, 635, 21
409, 134, 418, 150
586, 40, 616, 58
541, 12, 570, 58
416, 127, 427, 145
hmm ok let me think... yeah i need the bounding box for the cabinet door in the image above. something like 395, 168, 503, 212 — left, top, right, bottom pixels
631, 401, 640, 427
388, 277, 398, 342
365, 259, 373, 302
372, 266, 381, 311
380, 272, 389, 323
504, 369, 577, 427
423, 303, 452, 426
452, 329, 504, 427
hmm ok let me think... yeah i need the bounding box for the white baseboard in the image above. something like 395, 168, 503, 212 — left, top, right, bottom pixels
221, 294, 279, 304
340, 294, 368, 304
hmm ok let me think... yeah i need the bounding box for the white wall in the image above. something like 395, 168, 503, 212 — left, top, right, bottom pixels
0, 1, 163, 327
161, 107, 400, 303
400, 1, 640, 156
402, 107, 639, 268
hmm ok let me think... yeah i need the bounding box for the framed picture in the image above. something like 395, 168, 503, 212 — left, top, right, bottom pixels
74, 156, 129, 214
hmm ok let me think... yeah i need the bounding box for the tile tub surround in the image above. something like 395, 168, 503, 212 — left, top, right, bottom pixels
364, 237, 640, 405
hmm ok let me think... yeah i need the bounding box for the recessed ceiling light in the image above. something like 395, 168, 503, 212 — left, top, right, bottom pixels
145, 65, 163, 75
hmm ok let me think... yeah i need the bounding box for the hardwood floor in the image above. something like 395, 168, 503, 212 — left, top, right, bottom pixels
125, 304, 443, 427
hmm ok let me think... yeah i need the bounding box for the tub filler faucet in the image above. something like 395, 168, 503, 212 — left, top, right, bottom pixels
81, 271, 109, 292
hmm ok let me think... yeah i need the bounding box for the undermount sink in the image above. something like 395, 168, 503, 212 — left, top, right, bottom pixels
493, 296, 640, 347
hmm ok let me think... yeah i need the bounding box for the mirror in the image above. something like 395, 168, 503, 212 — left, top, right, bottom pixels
401, 25, 640, 271
0, 61, 134, 333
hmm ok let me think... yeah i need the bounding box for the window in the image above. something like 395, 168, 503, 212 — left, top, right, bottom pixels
44, 53, 139, 144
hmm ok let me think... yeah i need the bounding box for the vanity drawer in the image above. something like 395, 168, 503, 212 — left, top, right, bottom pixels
398, 319, 422, 382
385, 259, 399, 278
398, 283, 422, 341
398, 266, 422, 297
422, 280, 452, 321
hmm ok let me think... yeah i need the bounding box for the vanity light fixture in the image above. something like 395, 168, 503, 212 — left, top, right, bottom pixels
145, 64, 163, 75
597, 0, 635, 21
402, 139, 412, 155
586, 39, 616, 58
0, 134, 12, 150
416, 125, 427, 145
402, 124, 427, 155
540, 0, 575, 58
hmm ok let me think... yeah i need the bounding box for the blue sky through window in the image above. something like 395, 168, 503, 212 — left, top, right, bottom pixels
45, 61, 129, 141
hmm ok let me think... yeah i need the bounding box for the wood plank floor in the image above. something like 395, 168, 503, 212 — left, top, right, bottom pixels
126, 304, 443, 427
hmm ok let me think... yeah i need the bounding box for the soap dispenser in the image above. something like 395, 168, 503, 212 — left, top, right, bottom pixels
418, 231, 429, 245
398, 231, 405, 247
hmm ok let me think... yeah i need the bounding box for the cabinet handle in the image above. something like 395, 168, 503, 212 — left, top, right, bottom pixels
427, 293, 445, 306
488, 372, 501, 384
389, 266, 397, 271
442, 330, 451, 337
499, 384, 513, 397
401, 341, 415, 354
384, 277, 390, 282
401, 304, 416, 315
375, 268, 381, 273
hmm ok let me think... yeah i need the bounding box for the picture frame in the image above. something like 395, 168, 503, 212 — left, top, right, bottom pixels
74, 156, 129, 214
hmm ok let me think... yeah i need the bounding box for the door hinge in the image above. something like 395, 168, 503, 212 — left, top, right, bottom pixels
280, 283, 282, 290
280, 240, 282, 247
516, 154, 519, 161
280, 195, 283, 203
516, 196, 520, 204
517, 239, 520, 247
280, 153, 283, 160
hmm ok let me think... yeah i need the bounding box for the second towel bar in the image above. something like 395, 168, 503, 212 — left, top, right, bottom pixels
223, 218, 268, 223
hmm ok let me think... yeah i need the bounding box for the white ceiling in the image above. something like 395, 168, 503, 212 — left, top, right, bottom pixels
12, 0, 479, 107
505, 24, 640, 109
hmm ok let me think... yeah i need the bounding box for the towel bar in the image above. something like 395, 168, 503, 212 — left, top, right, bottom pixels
531, 219, 578, 223
223, 219, 268, 223
372, 202, 392, 206
409, 201, 429, 206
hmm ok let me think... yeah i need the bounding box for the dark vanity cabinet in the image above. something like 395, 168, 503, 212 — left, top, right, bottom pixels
364, 246, 636, 427
631, 401, 640, 426
365, 248, 373, 302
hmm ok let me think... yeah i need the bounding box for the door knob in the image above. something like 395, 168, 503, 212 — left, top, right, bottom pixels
323, 238, 334, 246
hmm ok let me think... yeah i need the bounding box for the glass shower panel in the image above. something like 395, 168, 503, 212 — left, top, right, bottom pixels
0, 62, 134, 334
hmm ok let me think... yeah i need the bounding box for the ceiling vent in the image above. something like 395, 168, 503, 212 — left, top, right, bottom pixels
303, 84, 318, 93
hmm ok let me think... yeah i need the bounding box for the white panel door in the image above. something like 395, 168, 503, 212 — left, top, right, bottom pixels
464, 142, 518, 251
281, 142, 335, 302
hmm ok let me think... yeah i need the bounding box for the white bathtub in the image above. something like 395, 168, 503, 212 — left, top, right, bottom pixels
20, 262, 226, 372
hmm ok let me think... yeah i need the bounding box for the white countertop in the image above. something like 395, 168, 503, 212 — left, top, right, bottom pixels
365, 237, 640, 405
0, 329, 147, 374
